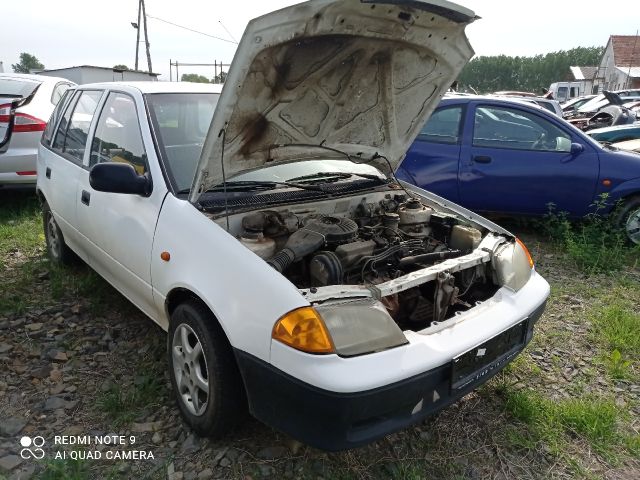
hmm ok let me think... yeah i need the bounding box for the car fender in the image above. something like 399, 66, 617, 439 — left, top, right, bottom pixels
151, 194, 309, 363
609, 176, 640, 204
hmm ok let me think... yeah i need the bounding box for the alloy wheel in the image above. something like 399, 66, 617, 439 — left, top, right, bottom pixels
171, 323, 209, 416
626, 208, 640, 245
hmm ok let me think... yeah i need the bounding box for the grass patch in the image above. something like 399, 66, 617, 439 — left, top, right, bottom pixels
590, 303, 640, 357
97, 372, 164, 426
0, 192, 42, 265
37, 457, 89, 480
503, 388, 625, 456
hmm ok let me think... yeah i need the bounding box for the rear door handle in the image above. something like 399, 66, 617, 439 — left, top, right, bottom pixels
81, 190, 91, 206
473, 155, 492, 164
45, 167, 51, 179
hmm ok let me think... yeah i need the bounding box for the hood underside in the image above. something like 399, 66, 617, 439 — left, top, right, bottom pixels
190, 0, 476, 202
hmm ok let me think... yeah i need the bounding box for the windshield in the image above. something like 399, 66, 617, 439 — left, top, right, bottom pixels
0, 77, 41, 98
146, 93, 220, 192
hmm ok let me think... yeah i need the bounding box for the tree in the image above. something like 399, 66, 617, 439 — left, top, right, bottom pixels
113, 65, 129, 71
181, 73, 210, 83
457, 46, 605, 94
12, 53, 44, 73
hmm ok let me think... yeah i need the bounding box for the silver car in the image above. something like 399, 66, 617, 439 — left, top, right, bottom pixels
0, 73, 75, 188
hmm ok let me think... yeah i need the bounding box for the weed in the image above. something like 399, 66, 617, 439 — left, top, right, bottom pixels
606, 349, 633, 380
97, 372, 164, 426
538, 196, 640, 274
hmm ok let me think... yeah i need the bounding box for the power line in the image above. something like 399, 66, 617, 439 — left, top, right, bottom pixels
146, 14, 238, 44
218, 20, 237, 43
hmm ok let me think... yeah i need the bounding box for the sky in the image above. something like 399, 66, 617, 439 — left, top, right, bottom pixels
1, 0, 638, 80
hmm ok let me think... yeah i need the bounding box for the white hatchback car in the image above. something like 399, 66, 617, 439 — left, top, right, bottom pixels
37, 0, 549, 450
1, 73, 75, 188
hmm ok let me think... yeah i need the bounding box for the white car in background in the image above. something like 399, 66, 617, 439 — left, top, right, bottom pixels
36, 0, 549, 450
0, 73, 75, 188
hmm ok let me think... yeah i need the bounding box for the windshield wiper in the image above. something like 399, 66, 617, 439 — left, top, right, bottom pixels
206, 179, 331, 193
286, 171, 383, 183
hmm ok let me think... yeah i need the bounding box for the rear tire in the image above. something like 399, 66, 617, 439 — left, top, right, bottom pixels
168, 299, 246, 437
43, 202, 75, 264
615, 197, 640, 245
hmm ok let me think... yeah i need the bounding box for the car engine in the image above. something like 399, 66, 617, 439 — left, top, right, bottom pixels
230, 194, 499, 330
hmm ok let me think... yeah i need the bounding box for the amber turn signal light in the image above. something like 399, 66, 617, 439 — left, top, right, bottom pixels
516, 238, 534, 269
160, 251, 171, 262
272, 307, 335, 354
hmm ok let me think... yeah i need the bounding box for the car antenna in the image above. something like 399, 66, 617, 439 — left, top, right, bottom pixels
219, 128, 230, 232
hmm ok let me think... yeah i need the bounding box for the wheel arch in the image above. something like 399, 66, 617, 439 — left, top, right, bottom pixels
165, 287, 234, 347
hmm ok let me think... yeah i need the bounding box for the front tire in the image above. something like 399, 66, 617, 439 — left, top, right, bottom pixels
616, 197, 640, 245
43, 202, 74, 264
168, 299, 246, 437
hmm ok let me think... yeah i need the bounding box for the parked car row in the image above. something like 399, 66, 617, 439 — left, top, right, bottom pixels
33, 0, 553, 451
4, 0, 639, 451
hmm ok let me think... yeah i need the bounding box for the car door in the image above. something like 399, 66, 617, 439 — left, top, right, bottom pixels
398, 104, 464, 203
38, 89, 103, 252
75, 90, 166, 319
458, 102, 599, 216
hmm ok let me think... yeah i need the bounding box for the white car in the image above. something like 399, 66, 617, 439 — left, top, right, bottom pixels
36, 0, 549, 450
0, 73, 75, 188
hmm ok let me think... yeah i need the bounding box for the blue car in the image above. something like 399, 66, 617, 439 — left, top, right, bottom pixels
397, 96, 640, 244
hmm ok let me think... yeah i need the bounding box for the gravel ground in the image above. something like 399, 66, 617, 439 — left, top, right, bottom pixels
0, 223, 638, 479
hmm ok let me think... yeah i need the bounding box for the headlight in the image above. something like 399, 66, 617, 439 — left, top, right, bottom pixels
272, 300, 408, 357
492, 237, 534, 292
316, 298, 408, 357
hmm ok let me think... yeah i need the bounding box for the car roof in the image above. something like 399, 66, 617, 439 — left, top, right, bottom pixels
73, 81, 224, 94
0, 72, 73, 83
442, 94, 554, 112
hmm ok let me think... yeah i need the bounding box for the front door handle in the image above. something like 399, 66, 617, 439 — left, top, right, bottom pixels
81, 190, 91, 206
473, 155, 492, 164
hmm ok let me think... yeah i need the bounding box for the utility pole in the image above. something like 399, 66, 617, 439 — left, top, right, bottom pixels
140, 0, 153, 73
134, 0, 141, 70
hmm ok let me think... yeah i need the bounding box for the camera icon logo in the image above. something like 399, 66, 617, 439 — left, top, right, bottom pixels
19, 436, 46, 459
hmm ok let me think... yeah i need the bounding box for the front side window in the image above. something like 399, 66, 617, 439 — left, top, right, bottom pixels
146, 93, 220, 192
417, 106, 463, 145
52, 90, 102, 162
90, 93, 146, 174
473, 106, 571, 152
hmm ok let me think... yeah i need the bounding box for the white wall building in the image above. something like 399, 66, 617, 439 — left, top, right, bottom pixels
36, 65, 159, 84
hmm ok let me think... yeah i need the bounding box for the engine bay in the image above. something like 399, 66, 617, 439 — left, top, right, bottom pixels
210, 191, 502, 331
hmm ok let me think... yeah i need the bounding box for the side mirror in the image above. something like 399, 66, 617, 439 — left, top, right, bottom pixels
89, 162, 151, 196
570, 142, 584, 154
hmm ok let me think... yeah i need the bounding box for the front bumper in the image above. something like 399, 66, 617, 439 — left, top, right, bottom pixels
235, 302, 545, 451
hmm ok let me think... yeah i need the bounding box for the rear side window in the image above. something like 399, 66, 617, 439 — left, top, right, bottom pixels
52, 90, 102, 163
417, 106, 463, 145
0, 78, 41, 97
90, 93, 147, 174
42, 89, 73, 147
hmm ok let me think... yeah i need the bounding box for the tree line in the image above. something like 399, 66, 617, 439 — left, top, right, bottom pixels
457, 46, 604, 94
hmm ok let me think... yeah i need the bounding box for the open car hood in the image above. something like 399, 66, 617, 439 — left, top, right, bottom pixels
190, 0, 476, 202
